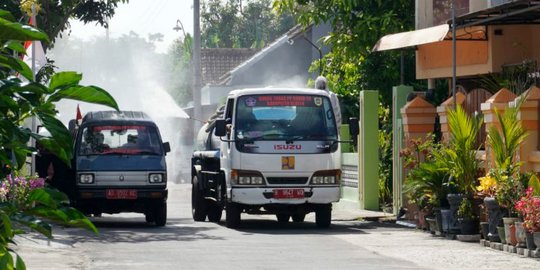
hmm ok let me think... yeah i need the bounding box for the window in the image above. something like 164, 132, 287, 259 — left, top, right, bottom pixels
234, 94, 338, 141
79, 125, 162, 155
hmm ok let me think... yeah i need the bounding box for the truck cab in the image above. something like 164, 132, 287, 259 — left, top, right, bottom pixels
71, 111, 170, 226
192, 88, 358, 228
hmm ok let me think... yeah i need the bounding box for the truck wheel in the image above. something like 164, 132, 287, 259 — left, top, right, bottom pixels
292, 214, 306, 223
276, 214, 290, 223
225, 202, 241, 228
315, 204, 332, 228
207, 202, 223, 223
145, 213, 155, 223
192, 175, 208, 222
153, 202, 167, 227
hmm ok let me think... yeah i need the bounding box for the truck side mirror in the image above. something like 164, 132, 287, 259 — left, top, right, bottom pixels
349, 117, 359, 138
162, 142, 171, 153
214, 119, 227, 137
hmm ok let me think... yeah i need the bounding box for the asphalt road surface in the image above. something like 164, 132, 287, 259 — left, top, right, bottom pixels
15, 184, 540, 270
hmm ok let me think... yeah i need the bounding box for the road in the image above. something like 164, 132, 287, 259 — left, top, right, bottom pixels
15, 184, 540, 270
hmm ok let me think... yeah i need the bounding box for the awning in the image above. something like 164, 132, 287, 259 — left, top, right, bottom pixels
372, 24, 449, 52
454, 0, 540, 27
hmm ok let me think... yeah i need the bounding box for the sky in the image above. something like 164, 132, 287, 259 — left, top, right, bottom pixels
68, 0, 194, 53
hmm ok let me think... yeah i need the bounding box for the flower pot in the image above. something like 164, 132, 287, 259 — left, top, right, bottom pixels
417, 210, 429, 230
526, 231, 537, 250
434, 208, 445, 234
483, 197, 503, 242
503, 217, 519, 245
514, 222, 527, 248
509, 224, 518, 246
534, 232, 540, 251
497, 226, 506, 244
458, 218, 478, 235
426, 217, 437, 235
447, 193, 464, 234
440, 209, 451, 233
480, 222, 489, 239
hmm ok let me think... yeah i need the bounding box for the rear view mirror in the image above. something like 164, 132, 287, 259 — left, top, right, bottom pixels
163, 142, 171, 154
214, 119, 227, 137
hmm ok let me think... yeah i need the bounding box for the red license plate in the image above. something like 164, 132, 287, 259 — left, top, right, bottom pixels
273, 189, 305, 199
106, 189, 138, 199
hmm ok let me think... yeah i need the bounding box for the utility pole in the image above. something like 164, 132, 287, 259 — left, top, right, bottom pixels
193, 0, 202, 131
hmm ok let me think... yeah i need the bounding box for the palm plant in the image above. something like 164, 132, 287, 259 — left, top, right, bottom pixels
487, 97, 528, 171
446, 105, 483, 195
486, 95, 528, 215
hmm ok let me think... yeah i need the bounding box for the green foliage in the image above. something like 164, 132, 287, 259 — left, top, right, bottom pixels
167, 35, 193, 106
202, 0, 295, 49
378, 103, 392, 206
402, 135, 450, 210
487, 97, 528, 171
446, 105, 483, 195
5, 0, 128, 50
529, 174, 540, 196
457, 198, 476, 220
274, 0, 416, 108
0, 11, 114, 267
485, 95, 529, 216
480, 60, 537, 95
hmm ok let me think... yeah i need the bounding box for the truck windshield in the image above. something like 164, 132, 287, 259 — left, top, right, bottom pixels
235, 94, 338, 141
78, 125, 162, 156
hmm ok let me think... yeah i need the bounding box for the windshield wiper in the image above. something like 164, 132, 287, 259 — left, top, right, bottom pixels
285, 136, 304, 144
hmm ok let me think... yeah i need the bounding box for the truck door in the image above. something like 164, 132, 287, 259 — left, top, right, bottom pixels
221, 98, 234, 189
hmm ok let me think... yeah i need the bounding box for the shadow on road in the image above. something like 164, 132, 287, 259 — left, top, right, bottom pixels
62, 217, 225, 244
218, 218, 407, 235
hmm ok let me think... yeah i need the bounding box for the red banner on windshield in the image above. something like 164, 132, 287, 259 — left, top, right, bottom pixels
93, 125, 147, 131
250, 95, 320, 107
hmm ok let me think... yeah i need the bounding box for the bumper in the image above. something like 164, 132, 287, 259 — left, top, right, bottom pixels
77, 188, 168, 200
230, 186, 340, 205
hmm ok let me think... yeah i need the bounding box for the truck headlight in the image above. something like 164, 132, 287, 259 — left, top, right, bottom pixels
231, 170, 265, 185
310, 170, 341, 185
79, 174, 94, 184
149, 173, 164, 183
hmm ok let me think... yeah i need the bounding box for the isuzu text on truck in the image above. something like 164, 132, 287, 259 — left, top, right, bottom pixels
191, 88, 358, 228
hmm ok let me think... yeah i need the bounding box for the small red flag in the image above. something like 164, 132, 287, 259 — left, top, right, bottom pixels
76, 105, 82, 123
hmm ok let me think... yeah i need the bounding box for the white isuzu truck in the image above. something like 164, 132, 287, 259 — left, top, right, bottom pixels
191, 88, 358, 228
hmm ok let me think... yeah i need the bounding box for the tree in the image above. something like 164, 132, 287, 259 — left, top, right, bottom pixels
201, 0, 295, 48
2, 0, 128, 50
166, 34, 192, 106
274, 0, 415, 108
1, 9, 120, 268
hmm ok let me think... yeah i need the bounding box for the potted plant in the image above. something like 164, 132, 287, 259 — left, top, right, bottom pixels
457, 198, 479, 235
445, 105, 483, 234
515, 176, 540, 251
477, 173, 498, 240
403, 136, 449, 233
485, 95, 528, 244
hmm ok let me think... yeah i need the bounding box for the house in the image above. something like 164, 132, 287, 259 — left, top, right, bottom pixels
198, 23, 331, 120
374, 0, 540, 91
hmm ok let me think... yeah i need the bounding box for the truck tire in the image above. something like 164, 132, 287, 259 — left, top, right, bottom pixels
292, 213, 306, 223
145, 213, 154, 223
315, 204, 332, 228
225, 202, 241, 228
153, 202, 167, 227
192, 175, 208, 222
276, 214, 290, 223
207, 202, 223, 223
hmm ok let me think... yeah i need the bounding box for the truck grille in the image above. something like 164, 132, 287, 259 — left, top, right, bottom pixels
266, 177, 308, 185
